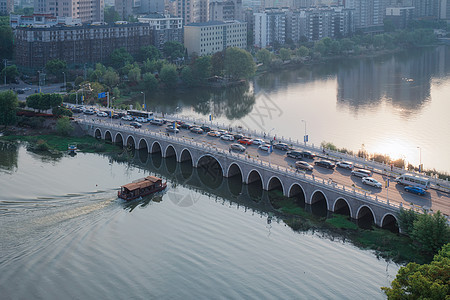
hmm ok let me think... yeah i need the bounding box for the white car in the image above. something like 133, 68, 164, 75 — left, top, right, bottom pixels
258, 144, 271, 151
97, 111, 108, 117
252, 138, 266, 145
362, 177, 382, 188
336, 161, 353, 170
121, 116, 134, 121
220, 134, 234, 141
217, 129, 229, 136
135, 117, 147, 123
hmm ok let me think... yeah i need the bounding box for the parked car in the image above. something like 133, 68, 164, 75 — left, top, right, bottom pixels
121, 115, 133, 121
200, 125, 211, 132
129, 122, 142, 128
71, 107, 83, 113
191, 127, 204, 134
336, 161, 354, 170
220, 134, 234, 141
299, 151, 315, 159
351, 168, 372, 178
295, 161, 314, 171
150, 119, 164, 126
217, 129, 229, 136
166, 127, 180, 133
135, 117, 147, 123
273, 142, 290, 151
233, 134, 244, 140
258, 144, 271, 151
84, 109, 95, 115
362, 177, 382, 188
314, 160, 335, 169
180, 123, 193, 129
207, 131, 221, 137
238, 138, 253, 145
286, 151, 303, 159
252, 138, 265, 145
230, 143, 246, 152
97, 111, 108, 117
404, 186, 426, 196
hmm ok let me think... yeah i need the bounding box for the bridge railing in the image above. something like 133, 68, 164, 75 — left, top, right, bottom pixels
79, 118, 418, 213
159, 113, 449, 191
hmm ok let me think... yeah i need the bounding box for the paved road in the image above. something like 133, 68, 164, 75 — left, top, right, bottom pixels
77, 112, 450, 217
0, 81, 65, 101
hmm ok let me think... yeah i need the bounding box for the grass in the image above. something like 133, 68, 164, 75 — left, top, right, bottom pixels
0, 135, 121, 153
326, 214, 358, 230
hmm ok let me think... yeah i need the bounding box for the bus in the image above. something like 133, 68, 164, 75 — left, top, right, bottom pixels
395, 174, 431, 189
127, 110, 154, 120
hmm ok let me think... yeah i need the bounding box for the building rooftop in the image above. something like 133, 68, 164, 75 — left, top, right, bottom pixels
185, 20, 243, 27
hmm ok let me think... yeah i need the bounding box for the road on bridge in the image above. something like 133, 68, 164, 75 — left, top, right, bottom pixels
76, 112, 450, 217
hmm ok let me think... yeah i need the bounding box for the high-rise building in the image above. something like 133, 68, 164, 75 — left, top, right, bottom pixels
174, 0, 209, 24
138, 13, 184, 49
115, 0, 137, 20
254, 9, 286, 48
209, 0, 243, 21
342, 0, 385, 33
412, 0, 439, 19
34, 0, 104, 23
385, 6, 414, 29
0, 0, 13, 14
138, 0, 165, 14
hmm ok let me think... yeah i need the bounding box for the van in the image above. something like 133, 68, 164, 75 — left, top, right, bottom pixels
351, 168, 372, 178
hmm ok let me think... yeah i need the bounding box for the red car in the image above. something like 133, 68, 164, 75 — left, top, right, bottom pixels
238, 138, 253, 145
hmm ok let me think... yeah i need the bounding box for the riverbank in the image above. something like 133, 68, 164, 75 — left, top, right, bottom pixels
269, 192, 428, 264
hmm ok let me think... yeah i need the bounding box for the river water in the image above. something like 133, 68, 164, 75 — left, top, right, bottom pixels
146, 45, 450, 173
0, 144, 399, 299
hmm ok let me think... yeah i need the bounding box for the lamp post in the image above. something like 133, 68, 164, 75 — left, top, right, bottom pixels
62, 71, 66, 92
417, 146, 422, 172
141, 91, 146, 111
301, 119, 307, 146
37, 71, 41, 93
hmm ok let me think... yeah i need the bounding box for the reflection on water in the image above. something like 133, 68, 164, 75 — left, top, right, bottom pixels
0, 146, 399, 299
0, 141, 18, 173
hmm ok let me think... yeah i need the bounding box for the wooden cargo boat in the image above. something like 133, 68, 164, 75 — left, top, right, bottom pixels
118, 176, 167, 201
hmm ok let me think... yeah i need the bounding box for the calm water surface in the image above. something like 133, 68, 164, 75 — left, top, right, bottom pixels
146, 46, 450, 172
0, 145, 399, 299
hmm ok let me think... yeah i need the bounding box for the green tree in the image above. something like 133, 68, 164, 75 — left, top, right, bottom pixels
162, 41, 185, 61
180, 66, 195, 87
128, 65, 141, 83
142, 72, 159, 92
398, 209, 419, 236
109, 48, 133, 69
0, 65, 19, 83
192, 56, 212, 83
0, 19, 14, 59
45, 59, 67, 77
224, 47, 256, 80
211, 51, 225, 76
296, 46, 309, 58
159, 63, 178, 89
382, 243, 450, 299
138, 45, 161, 62
52, 106, 73, 117
0, 90, 18, 127
104, 6, 120, 24
103, 68, 119, 87
412, 211, 450, 256
56, 116, 74, 136
256, 48, 272, 65
279, 48, 291, 61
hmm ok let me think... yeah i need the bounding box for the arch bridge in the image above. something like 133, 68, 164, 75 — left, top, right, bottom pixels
81, 120, 401, 229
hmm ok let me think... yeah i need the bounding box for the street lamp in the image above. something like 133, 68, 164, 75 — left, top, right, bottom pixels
141, 91, 146, 111
62, 71, 66, 92
417, 146, 422, 172
301, 119, 307, 145
37, 71, 41, 93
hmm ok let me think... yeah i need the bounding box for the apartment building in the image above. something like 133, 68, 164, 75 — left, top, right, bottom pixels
34, 0, 104, 23
138, 13, 184, 49
184, 20, 247, 55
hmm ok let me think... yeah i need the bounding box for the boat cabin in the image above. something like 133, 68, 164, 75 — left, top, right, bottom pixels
118, 176, 166, 200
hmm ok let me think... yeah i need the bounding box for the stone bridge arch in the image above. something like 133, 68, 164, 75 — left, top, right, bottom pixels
165, 144, 177, 159
227, 162, 243, 181
138, 138, 148, 151
381, 213, 399, 233
333, 197, 352, 218
114, 132, 124, 147
179, 148, 193, 163
105, 130, 113, 143
151, 141, 162, 154
356, 205, 376, 226
267, 176, 286, 195
126, 135, 136, 149
288, 183, 306, 207
94, 128, 102, 139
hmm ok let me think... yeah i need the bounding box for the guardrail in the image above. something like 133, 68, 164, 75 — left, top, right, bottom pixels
157, 113, 450, 192
79, 118, 412, 213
